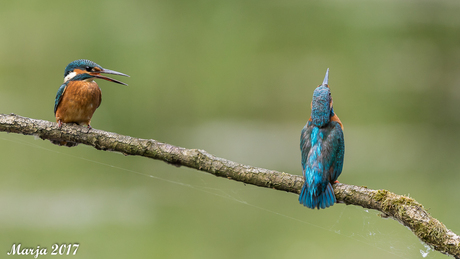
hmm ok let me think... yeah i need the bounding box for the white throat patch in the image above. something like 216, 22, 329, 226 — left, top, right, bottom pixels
64, 71, 77, 83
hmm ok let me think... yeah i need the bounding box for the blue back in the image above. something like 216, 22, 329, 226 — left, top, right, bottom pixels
301, 121, 344, 183
299, 120, 344, 209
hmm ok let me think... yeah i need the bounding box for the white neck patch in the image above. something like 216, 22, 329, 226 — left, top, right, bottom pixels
64, 71, 77, 83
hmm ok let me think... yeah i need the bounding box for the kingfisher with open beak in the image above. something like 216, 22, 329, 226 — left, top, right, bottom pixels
54, 59, 129, 129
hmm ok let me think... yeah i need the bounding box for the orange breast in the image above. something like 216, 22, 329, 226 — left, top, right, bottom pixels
55, 81, 102, 126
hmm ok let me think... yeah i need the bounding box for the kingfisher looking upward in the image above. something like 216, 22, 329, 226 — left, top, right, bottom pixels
54, 59, 129, 129
299, 69, 344, 209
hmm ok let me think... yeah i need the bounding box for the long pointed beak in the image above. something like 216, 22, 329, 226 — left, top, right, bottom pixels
321, 68, 329, 87
101, 68, 130, 78
93, 68, 130, 86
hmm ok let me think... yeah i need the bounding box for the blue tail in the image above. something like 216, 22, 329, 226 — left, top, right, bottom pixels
299, 183, 336, 209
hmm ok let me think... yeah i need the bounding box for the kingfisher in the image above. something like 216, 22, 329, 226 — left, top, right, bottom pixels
299, 69, 345, 209
54, 59, 129, 129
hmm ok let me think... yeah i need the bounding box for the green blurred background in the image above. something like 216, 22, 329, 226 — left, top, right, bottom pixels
1, 0, 459, 258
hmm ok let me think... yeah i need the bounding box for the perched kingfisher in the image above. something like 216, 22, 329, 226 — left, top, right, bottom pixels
299, 69, 344, 209
54, 59, 129, 129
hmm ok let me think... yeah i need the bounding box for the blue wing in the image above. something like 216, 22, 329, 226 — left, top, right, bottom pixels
320, 121, 344, 182
300, 121, 313, 173
330, 122, 344, 181
54, 82, 68, 115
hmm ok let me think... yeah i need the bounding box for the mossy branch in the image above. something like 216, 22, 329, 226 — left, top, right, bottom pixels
1, 113, 459, 258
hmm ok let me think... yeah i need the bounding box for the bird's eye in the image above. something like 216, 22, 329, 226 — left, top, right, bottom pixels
85, 66, 92, 72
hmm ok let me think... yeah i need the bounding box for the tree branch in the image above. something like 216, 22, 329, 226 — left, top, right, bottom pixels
1, 113, 459, 258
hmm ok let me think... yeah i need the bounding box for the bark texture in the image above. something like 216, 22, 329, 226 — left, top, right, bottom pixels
1, 113, 459, 258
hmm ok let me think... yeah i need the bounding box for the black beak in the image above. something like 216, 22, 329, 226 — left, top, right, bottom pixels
94, 68, 130, 86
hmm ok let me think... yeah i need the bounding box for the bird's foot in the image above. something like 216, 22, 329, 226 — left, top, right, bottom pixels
333, 180, 340, 184
57, 120, 63, 128
86, 124, 92, 133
